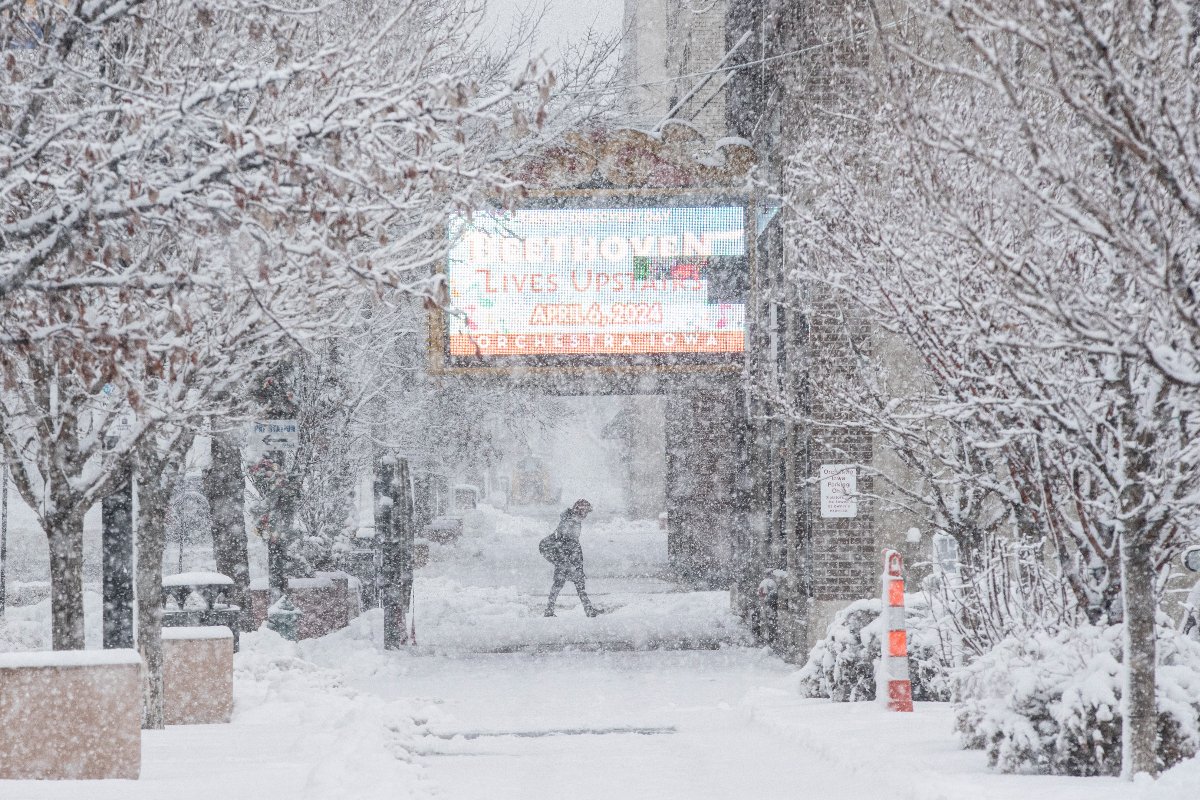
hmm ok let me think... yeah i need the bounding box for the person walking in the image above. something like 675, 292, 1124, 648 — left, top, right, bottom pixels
540, 499, 597, 617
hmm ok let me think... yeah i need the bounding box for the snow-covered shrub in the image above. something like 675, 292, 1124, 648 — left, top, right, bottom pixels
797, 599, 878, 701
797, 595, 954, 702
953, 623, 1200, 775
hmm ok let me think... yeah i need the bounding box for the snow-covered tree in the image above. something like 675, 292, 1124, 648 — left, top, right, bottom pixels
0, 0, 560, 300
133, 418, 194, 729
286, 342, 357, 574
0, 0, 575, 656
771, 0, 1200, 777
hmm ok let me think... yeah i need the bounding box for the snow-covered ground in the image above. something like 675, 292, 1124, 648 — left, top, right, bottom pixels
3, 503, 1200, 799
410, 505, 747, 652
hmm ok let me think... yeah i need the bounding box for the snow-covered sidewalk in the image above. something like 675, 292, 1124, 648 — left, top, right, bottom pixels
5, 623, 433, 800
10, 616, 1200, 800
5, 505, 1200, 799
740, 689, 1200, 800
408, 506, 748, 652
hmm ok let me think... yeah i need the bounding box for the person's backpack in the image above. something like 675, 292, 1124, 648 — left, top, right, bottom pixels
538, 512, 571, 564
538, 531, 565, 564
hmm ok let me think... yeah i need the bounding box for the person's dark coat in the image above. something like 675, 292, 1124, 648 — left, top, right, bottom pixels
541, 508, 586, 584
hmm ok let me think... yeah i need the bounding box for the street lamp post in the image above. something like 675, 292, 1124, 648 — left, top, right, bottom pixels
1, 460, 8, 618
266, 449, 290, 603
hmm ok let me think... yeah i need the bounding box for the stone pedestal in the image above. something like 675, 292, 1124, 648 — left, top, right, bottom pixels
162, 627, 234, 725
0, 649, 142, 779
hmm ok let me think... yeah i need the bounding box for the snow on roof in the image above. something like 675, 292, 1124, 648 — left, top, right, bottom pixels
286, 577, 336, 589
659, 118, 702, 135
249, 575, 339, 591
163, 626, 234, 640
714, 135, 752, 150
314, 570, 352, 582
162, 571, 234, 587
0, 649, 142, 669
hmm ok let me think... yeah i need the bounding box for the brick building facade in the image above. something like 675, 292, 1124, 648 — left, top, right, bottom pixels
729, 0, 883, 657
622, 0, 731, 141
619, 1, 897, 657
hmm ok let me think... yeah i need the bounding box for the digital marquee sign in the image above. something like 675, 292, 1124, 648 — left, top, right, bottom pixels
443, 201, 748, 365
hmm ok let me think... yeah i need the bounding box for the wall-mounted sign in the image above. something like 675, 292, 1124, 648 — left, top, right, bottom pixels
441, 199, 748, 367
250, 420, 299, 451
819, 464, 858, 518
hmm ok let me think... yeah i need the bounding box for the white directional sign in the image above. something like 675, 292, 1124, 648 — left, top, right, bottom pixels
252, 419, 299, 450
819, 464, 858, 518
113, 409, 134, 434
94, 384, 134, 450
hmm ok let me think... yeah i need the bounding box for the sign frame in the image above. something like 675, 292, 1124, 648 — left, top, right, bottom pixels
429, 187, 757, 377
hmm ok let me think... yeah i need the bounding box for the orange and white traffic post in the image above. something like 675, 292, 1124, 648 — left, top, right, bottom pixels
879, 549, 914, 712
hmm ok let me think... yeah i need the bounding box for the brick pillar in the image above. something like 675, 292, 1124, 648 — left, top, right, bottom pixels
665, 386, 742, 586
754, 0, 877, 658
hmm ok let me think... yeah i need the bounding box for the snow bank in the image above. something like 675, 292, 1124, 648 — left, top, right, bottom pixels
234, 628, 431, 799
361, 587, 747, 654
954, 623, 1200, 775
0, 589, 104, 652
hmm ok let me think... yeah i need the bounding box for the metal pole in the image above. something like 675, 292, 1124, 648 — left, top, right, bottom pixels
1, 459, 8, 617
267, 450, 289, 602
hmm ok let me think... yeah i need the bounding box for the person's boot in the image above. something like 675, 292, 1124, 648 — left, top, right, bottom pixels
580, 594, 599, 617
544, 605, 556, 617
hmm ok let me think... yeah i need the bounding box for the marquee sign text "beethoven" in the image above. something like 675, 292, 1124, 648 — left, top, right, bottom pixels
465, 231, 740, 264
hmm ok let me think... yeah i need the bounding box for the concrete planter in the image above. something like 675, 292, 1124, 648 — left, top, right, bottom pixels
162, 627, 234, 725
0, 649, 142, 779
249, 571, 361, 639
423, 516, 464, 543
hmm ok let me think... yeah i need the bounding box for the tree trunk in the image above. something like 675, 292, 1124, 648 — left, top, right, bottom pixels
205, 433, 251, 630
137, 469, 172, 730
47, 509, 86, 650
1121, 537, 1159, 778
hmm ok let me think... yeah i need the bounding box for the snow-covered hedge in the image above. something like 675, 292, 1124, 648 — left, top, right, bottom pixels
953, 623, 1200, 775
797, 596, 953, 702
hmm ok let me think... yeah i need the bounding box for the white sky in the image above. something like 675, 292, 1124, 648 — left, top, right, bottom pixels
485, 0, 625, 60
